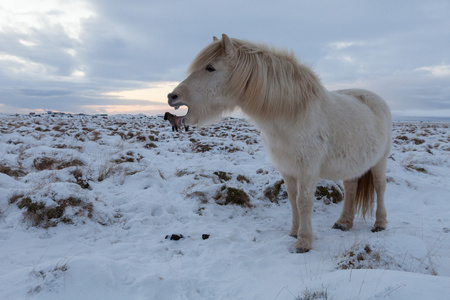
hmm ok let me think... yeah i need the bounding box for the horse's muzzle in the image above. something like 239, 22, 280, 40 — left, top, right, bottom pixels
168, 93, 186, 110
168, 93, 178, 101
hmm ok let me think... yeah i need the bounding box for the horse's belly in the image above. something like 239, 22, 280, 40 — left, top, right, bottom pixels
319, 143, 385, 181
319, 160, 371, 181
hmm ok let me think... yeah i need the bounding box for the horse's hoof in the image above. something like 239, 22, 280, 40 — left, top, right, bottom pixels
371, 226, 385, 232
332, 223, 349, 231
295, 248, 310, 254
289, 234, 298, 239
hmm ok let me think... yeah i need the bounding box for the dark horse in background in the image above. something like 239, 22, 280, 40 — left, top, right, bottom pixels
164, 112, 189, 132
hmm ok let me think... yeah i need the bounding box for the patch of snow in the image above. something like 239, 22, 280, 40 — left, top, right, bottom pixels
0, 115, 449, 299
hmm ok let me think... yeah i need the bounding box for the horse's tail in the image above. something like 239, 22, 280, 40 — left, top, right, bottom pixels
355, 170, 375, 219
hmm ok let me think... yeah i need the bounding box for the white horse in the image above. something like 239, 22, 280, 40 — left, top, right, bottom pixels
168, 34, 392, 253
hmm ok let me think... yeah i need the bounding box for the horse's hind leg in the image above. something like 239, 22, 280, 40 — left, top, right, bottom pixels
371, 156, 388, 232
333, 179, 357, 231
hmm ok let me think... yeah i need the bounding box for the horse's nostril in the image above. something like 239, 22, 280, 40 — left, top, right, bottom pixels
168, 93, 179, 101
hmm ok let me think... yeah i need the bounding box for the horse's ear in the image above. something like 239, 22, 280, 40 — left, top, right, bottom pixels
213, 36, 219, 42
221, 34, 234, 56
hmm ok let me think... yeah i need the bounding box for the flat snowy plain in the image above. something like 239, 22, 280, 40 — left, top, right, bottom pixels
0, 114, 449, 300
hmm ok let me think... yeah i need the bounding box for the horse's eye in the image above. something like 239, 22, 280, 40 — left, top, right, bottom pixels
205, 64, 216, 72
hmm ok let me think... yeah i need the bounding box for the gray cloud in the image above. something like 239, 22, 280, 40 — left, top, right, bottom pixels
20, 89, 73, 97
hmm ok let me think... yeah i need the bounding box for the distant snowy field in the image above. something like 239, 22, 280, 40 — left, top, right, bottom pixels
1, 114, 449, 300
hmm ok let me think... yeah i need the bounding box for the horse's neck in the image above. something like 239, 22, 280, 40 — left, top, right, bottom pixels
252, 106, 327, 149
253, 116, 299, 146
255, 118, 289, 137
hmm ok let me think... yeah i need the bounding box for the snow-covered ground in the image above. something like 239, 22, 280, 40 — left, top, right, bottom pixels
1, 114, 449, 300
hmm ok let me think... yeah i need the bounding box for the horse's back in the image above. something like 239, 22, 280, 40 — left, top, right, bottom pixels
332, 89, 391, 121
330, 89, 391, 136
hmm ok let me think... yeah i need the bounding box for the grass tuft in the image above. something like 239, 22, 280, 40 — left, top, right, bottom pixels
71, 169, 90, 189
187, 191, 209, 204
144, 142, 157, 149
0, 164, 27, 177
297, 287, 328, 300
14, 195, 93, 228
214, 171, 232, 182
263, 179, 285, 203
315, 182, 343, 205
237, 174, 251, 184
33, 157, 84, 171
191, 141, 213, 153
336, 242, 384, 270
214, 185, 251, 208
406, 164, 427, 174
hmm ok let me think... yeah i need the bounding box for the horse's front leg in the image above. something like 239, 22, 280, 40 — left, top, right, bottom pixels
294, 181, 316, 253
282, 174, 299, 237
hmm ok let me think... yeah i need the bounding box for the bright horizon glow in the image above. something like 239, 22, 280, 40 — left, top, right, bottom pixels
97, 81, 181, 115
103, 82, 179, 102
82, 104, 187, 116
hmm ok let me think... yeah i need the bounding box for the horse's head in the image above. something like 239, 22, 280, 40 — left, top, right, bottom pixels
163, 112, 170, 120
168, 34, 327, 126
168, 34, 238, 127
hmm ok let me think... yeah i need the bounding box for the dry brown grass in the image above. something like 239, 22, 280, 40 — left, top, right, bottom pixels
33, 156, 84, 171
191, 141, 213, 153
71, 168, 90, 189
297, 288, 328, 300
264, 179, 286, 203
0, 164, 27, 177
187, 191, 209, 204
315, 184, 344, 205
97, 162, 115, 182
336, 242, 384, 270
237, 174, 251, 184
405, 164, 428, 174
214, 171, 232, 182
13, 195, 93, 228
214, 185, 252, 208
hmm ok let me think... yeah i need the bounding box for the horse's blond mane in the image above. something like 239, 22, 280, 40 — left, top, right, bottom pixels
188, 38, 327, 120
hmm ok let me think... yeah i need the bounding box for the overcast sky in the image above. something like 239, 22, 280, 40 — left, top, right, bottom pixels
1, 0, 449, 118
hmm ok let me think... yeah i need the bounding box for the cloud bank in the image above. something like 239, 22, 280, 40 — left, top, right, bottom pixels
0, 0, 449, 118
